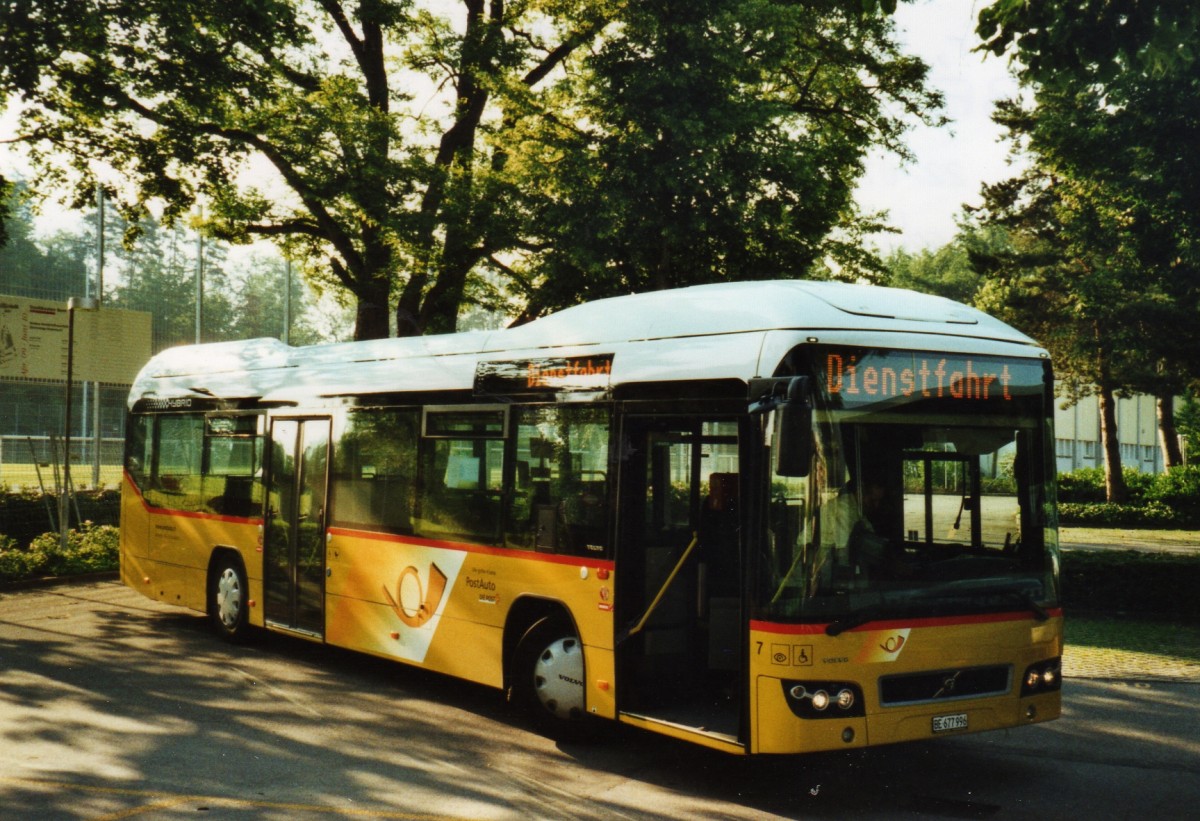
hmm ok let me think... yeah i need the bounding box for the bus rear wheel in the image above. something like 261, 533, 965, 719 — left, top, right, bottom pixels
512, 618, 589, 740
209, 553, 250, 642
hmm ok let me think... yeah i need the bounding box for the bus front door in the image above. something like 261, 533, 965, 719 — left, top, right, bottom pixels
264, 417, 331, 637
616, 416, 744, 745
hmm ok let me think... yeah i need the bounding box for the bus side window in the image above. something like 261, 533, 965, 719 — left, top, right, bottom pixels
505, 406, 609, 557
146, 414, 205, 511
202, 415, 264, 517
126, 415, 151, 492
416, 408, 506, 544
331, 408, 418, 534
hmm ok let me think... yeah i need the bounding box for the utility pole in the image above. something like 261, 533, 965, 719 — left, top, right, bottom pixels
93, 186, 105, 486
195, 207, 204, 344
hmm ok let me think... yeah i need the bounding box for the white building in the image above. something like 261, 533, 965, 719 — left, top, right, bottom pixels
1054, 393, 1168, 475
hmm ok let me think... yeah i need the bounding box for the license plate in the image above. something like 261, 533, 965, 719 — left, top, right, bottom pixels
932, 712, 968, 733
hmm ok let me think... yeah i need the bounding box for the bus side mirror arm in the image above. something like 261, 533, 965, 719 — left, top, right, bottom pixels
749, 376, 813, 478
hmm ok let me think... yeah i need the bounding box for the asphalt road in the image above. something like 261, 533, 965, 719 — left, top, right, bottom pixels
1, 580, 1198, 820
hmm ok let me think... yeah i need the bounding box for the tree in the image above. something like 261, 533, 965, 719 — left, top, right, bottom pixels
881, 224, 1009, 304
507, 0, 943, 317
2, 1, 941, 339
977, 0, 1200, 87
0, 181, 88, 301
103, 213, 236, 350
968, 162, 1177, 502
227, 251, 322, 346
974, 0, 1200, 487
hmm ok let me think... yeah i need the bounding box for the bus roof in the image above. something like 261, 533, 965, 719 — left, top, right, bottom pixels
129, 280, 1043, 408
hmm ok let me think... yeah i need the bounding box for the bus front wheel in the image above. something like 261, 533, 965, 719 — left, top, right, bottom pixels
209, 553, 250, 642
512, 618, 589, 740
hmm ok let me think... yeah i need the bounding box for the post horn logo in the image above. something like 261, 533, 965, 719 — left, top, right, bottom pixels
879, 634, 906, 654
383, 563, 448, 628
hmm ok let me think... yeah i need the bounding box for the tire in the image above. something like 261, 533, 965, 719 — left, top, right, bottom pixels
511, 617, 590, 740
209, 553, 251, 642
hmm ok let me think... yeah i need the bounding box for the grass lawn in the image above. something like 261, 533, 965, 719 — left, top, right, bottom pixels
1060, 526, 1200, 549
0, 463, 122, 491
1066, 614, 1200, 663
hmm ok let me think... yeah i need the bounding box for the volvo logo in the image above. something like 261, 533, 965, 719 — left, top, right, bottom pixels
934, 671, 962, 699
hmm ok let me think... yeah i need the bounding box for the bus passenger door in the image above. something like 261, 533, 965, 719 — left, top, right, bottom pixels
616, 416, 743, 745
264, 417, 331, 637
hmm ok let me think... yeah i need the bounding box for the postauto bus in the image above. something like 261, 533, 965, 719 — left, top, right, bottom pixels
120, 280, 1061, 754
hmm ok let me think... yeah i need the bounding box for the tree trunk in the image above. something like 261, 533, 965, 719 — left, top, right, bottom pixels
353, 277, 392, 341
1098, 384, 1129, 503
1158, 393, 1183, 469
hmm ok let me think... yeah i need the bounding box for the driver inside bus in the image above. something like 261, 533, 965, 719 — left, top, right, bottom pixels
819, 469, 904, 585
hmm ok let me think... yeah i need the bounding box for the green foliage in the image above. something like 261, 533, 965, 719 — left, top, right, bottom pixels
1057, 465, 1200, 526
0, 182, 89, 300
881, 224, 1017, 304
1, 0, 941, 339
1058, 468, 1153, 504
969, 1, 1200, 503
0, 489, 121, 548
971, 3, 1200, 397
0, 537, 45, 581
516, 0, 944, 315
1176, 393, 1200, 446
1058, 501, 1179, 529
1143, 466, 1200, 522
0, 523, 119, 582
977, 0, 1200, 88
1056, 468, 1106, 504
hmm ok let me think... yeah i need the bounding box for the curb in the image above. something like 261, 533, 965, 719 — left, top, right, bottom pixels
0, 570, 119, 593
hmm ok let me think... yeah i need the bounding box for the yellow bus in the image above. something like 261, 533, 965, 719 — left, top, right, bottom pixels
120, 280, 1061, 754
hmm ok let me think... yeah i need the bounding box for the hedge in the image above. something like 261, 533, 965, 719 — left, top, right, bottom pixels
1060, 549, 1200, 621
1057, 465, 1200, 528
0, 489, 121, 548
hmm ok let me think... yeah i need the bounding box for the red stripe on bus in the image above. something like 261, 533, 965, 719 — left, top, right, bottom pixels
750, 608, 1064, 635
327, 525, 615, 570
123, 470, 263, 526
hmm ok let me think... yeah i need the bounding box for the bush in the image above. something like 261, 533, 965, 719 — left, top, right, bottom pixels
0, 533, 47, 580
0, 523, 118, 583
1057, 466, 1157, 504
1144, 465, 1200, 524
1058, 500, 1181, 528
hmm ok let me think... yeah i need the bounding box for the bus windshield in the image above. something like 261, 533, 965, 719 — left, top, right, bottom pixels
757, 346, 1059, 624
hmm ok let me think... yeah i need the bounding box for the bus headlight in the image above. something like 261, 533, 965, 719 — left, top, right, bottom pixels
1020, 658, 1062, 696
782, 680, 865, 719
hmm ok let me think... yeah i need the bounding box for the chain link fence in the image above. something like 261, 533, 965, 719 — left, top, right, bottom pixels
0, 434, 125, 492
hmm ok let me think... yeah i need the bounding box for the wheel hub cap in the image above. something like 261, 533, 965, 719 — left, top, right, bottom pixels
533, 637, 585, 720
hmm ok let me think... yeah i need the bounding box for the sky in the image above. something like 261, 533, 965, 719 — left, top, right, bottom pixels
1, 0, 1019, 255
857, 0, 1022, 253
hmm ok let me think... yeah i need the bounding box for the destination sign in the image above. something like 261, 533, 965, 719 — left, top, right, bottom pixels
474, 354, 614, 398
817, 348, 1045, 409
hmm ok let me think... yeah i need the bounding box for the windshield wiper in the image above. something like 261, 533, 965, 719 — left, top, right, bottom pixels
914, 578, 1051, 622
1005, 587, 1050, 622
825, 579, 1050, 636
825, 603, 889, 636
